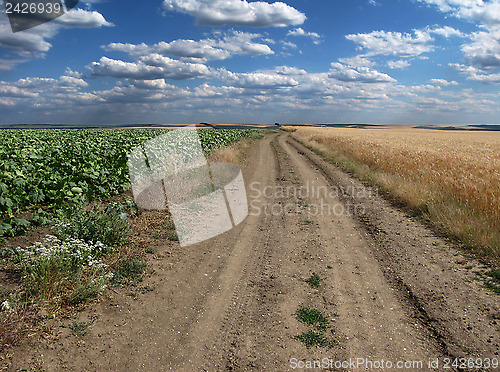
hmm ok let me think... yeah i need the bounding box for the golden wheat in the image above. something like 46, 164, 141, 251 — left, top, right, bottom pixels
288, 126, 500, 259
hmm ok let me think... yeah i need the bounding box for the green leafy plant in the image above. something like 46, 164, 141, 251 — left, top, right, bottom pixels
0, 128, 256, 237
69, 266, 114, 304
293, 307, 338, 349
106, 200, 139, 219
164, 221, 179, 242
484, 270, 500, 294
61, 317, 95, 336
303, 273, 323, 288
294, 307, 330, 331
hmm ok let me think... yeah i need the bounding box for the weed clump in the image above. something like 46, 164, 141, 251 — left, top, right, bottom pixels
293, 307, 338, 349
55, 204, 131, 248
11, 235, 113, 303
112, 259, 146, 286
303, 273, 323, 288
294, 307, 330, 331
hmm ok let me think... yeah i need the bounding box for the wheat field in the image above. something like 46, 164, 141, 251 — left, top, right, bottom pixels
287, 126, 500, 260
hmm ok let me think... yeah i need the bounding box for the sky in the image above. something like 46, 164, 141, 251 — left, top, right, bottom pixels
0, 0, 499, 125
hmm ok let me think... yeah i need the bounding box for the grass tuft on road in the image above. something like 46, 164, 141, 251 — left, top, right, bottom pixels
294, 307, 338, 349
303, 273, 323, 288
296, 330, 338, 349
294, 307, 330, 331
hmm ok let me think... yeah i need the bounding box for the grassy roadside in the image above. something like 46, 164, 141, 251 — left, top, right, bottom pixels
0, 130, 267, 357
207, 131, 265, 164
0, 201, 139, 353
284, 126, 500, 266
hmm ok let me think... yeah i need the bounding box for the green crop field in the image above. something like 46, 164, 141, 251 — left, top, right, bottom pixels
0, 128, 256, 237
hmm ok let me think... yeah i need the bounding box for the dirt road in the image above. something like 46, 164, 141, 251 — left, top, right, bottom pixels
9, 133, 499, 371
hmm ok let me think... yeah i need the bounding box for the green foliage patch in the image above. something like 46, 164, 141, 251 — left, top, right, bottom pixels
293, 307, 338, 349
0, 128, 256, 236
303, 272, 323, 288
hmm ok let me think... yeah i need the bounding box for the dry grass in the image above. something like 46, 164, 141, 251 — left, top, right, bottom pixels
287, 126, 500, 261
0, 304, 37, 354
207, 138, 256, 165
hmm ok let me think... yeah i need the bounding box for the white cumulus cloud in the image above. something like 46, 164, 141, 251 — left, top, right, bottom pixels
417, 0, 500, 29
430, 78, 459, 86
0, 8, 112, 70
417, 1, 500, 83
461, 28, 500, 70
429, 26, 463, 38
346, 30, 434, 58
87, 56, 212, 80
387, 60, 411, 69
287, 28, 321, 44
162, 0, 306, 27
329, 62, 396, 83
52, 9, 113, 28
103, 31, 273, 61
219, 69, 299, 88
451, 63, 500, 84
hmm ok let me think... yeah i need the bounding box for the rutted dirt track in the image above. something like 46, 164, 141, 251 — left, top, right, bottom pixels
10, 133, 499, 371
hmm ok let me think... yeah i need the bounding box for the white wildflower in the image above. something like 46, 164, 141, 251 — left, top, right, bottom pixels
104, 272, 114, 280
1, 300, 11, 312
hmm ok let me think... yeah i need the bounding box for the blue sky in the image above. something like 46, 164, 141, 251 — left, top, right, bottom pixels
0, 0, 499, 124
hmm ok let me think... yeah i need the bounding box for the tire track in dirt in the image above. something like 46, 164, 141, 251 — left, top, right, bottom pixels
200, 135, 338, 370
188, 135, 284, 371
278, 136, 440, 365
197, 135, 318, 370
